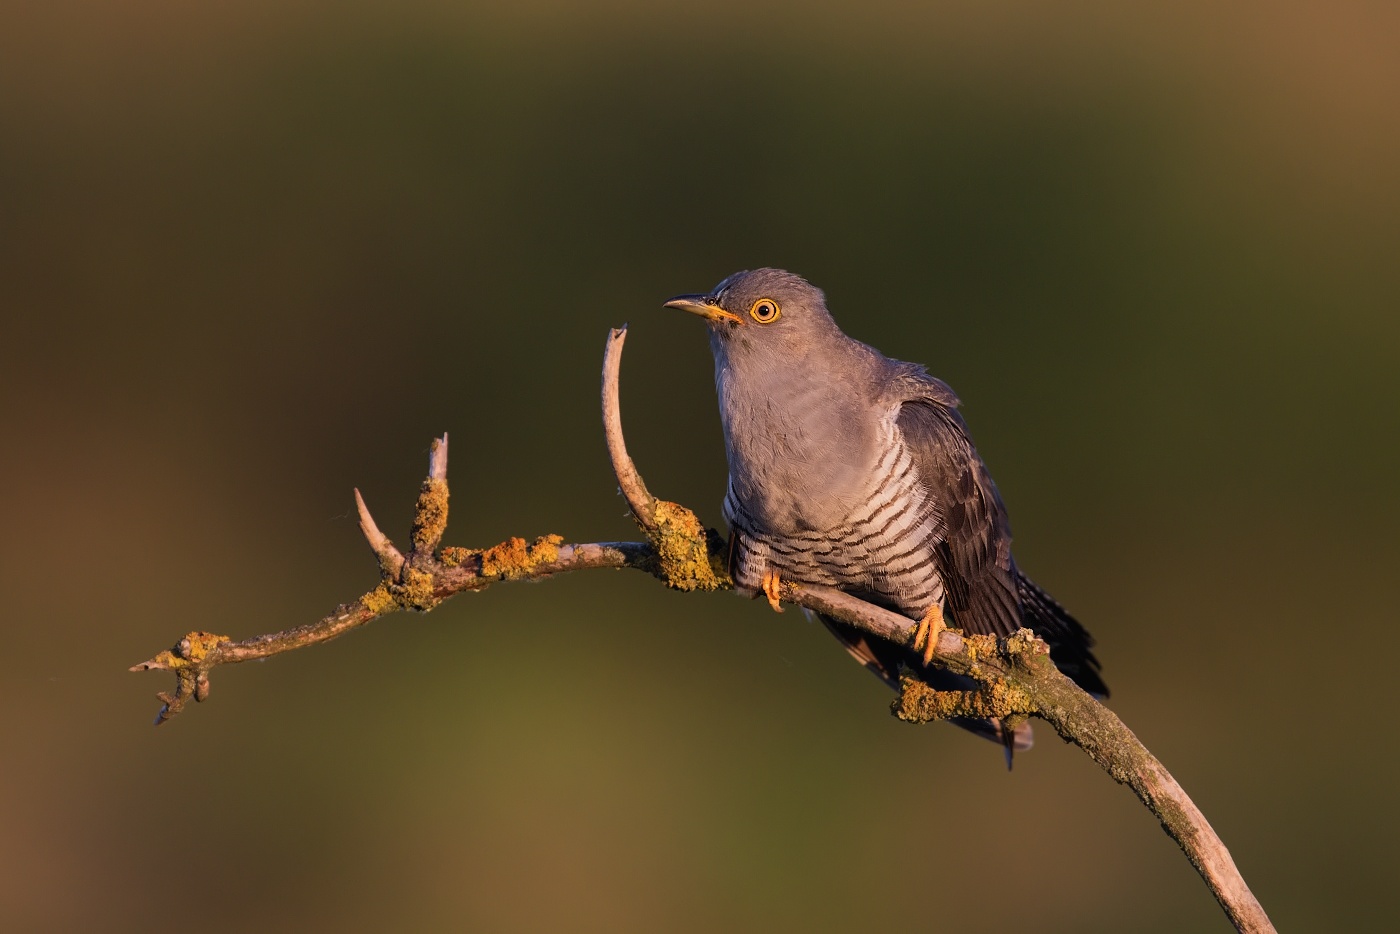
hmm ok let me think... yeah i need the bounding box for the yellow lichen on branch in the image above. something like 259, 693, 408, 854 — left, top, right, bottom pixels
479, 534, 564, 580
360, 583, 396, 615
649, 499, 727, 591
360, 570, 440, 614
393, 567, 439, 610
139, 630, 231, 671
438, 546, 476, 568
894, 674, 1034, 723
411, 478, 449, 552
128, 630, 232, 724
893, 630, 1048, 724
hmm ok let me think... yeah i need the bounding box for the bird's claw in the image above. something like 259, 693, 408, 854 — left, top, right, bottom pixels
760, 569, 784, 613
912, 604, 945, 665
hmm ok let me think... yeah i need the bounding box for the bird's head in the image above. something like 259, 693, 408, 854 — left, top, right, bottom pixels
663, 268, 841, 363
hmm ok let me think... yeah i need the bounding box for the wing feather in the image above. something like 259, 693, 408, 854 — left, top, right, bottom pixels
894, 384, 1107, 696
895, 397, 1023, 638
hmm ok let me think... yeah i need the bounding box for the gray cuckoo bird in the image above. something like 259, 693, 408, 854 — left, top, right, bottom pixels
665, 268, 1106, 757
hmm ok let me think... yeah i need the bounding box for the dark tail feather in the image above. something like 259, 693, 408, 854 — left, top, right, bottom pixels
813, 574, 1106, 762
1001, 719, 1019, 771
1016, 572, 1109, 698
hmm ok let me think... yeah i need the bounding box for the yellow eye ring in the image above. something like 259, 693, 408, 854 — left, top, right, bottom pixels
749, 298, 781, 323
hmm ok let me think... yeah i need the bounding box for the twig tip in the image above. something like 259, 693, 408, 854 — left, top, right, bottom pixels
354, 487, 405, 573
428, 434, 449, 481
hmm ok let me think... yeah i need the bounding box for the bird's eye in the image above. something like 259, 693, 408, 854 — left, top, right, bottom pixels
749, 298, 781, 323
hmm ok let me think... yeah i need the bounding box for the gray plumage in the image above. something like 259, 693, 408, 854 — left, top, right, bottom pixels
665, 268, 1106, 754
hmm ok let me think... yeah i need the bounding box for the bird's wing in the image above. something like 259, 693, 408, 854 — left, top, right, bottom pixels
889, 370, 1109, 696
895, 396, 1023, 638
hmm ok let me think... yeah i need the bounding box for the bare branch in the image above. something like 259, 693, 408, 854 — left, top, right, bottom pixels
602, 326, 657, 531
888, 625, 1274, 932
429, 432, 448, 481
783, 582, 916, 643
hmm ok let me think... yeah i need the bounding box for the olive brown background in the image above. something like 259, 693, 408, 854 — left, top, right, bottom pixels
2, 2, 1397, 931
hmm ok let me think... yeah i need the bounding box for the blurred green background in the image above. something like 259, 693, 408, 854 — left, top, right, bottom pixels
2, 1, 1396, 931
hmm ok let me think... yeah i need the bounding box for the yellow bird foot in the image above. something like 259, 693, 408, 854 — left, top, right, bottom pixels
912, 604, 945, 666
760, 569, 785, 613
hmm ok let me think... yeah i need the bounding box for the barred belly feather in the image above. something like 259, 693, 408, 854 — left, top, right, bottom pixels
724, 420, 946, 620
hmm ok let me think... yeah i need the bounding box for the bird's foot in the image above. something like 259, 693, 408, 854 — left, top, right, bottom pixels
759, 569, 784, 613
912, 604, 945, 665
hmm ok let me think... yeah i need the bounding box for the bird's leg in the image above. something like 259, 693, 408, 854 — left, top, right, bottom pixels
759, 569, 784, 613
912, 603, 945, 665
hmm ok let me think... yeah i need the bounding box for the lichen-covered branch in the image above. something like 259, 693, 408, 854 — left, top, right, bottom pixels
773, 572, 1273, 932
129, 431, 658, 725
889, 624, 1273, 934
130, 327, 1273, 934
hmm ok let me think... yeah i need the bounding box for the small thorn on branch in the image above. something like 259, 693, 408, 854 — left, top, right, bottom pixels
355, 487, 405, 576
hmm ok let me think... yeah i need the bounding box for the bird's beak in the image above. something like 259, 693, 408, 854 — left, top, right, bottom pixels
663, 294, 744, 325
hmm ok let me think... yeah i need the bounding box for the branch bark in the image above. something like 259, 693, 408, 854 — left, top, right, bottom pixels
131, 325, 1274, 934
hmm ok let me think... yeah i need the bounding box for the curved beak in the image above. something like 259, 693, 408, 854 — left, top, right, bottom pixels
663, 293, 744, 325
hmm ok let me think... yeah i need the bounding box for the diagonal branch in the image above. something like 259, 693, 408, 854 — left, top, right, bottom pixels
130, 326, 1273, 934
129, 429, 657, 725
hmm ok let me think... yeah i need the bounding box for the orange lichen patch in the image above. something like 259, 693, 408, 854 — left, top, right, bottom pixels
437, 546, 477, 569
479, 534, 564, 580
959, 631, 998, 661
360, 583, 396, 615
893, 671, 1034, 724
411, 478, 450, 552
145, 631, 232, 671
393, 566, 439, 611
361, 569, 441, 614
182, 631, 229, 661
650, 500, 722, 592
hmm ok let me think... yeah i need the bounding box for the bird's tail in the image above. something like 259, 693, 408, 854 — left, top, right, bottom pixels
1016, 572, 1109, 698
814, 574, 1107, 763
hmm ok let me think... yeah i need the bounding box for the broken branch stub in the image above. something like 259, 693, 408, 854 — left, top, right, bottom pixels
411, 434, 450, 557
